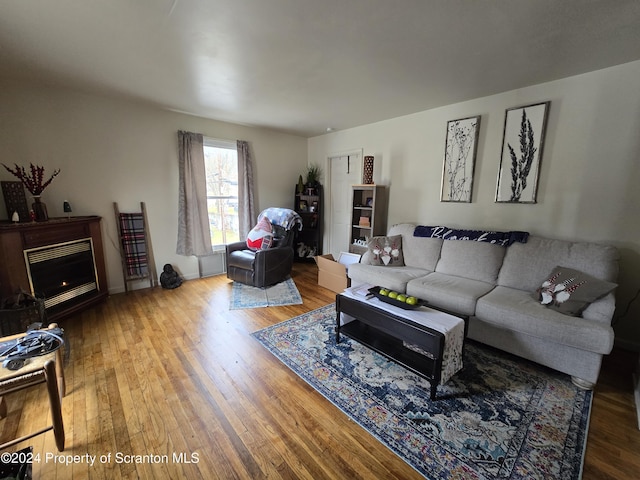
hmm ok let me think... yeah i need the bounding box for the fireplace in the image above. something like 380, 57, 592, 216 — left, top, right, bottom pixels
24, 238, 99, 312
0, 216, 108, 322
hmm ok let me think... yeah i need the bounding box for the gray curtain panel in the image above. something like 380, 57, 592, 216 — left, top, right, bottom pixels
177, 131, 214, 257
237, 140, 256, 238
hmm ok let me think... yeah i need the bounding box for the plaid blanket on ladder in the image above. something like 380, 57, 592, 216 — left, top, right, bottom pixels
114, 201, 157, 292
118, 213, 148, 277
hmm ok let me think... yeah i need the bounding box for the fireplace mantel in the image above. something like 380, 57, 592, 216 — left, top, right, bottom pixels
0, 216, 108, 323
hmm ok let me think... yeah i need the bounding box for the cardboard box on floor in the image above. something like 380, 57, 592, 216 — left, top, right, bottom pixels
315, 252, 361, 293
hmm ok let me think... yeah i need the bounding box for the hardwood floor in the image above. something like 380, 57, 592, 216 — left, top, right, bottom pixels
2, 263, 639, 479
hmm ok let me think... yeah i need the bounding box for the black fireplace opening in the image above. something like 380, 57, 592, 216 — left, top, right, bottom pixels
24, 238, 99, 312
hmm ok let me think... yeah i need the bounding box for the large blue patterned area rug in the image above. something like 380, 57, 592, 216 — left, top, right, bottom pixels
252, 304, 592, 479
230, 277, 303, 309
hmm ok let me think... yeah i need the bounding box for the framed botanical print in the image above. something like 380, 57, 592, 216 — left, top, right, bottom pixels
2, 181, 30, 222
441, 115, 481, 202
496, 101, 550, 203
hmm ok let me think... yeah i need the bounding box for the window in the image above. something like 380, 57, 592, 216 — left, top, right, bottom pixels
203, 138, 239, 248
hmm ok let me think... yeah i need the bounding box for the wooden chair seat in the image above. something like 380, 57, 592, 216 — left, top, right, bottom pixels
0, 325, 66, 452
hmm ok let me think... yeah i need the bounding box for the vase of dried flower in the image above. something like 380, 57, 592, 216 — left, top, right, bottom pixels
1, 163, 60, 221
32, 196, 49, 222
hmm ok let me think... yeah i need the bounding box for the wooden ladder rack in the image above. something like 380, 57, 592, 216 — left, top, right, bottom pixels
114, 202, 158, 292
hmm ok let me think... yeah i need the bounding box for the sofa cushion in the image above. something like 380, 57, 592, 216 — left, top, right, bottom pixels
367, 235, 404, 266
406, 272, 495, 316
387, 223, 443, 270
535, 266, 617, 316
475, 286, 614, 354
498, 235, 619, 291
435, 240, 506, 284
347, 264, 429, 293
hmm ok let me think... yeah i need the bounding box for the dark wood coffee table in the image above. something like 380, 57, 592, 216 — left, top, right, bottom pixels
335, 291, 467, 400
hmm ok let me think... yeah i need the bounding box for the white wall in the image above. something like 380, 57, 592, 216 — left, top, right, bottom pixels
309, 60, 640, 350
2, 62, 639, 349
0, 84, 308, 292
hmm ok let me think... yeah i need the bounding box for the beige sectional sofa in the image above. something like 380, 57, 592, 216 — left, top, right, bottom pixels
347, 223, 619, 389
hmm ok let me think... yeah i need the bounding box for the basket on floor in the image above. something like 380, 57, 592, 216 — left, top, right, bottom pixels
0, 294, 46, 336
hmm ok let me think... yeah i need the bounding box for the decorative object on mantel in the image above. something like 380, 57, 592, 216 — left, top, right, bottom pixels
11, 211, 19, 223
441, 115, 481, 203
363, 155, 374, 184
63, 200, 72, 220
2, 163, 61, 222
496, 101, 550, 203
1, 181, 29, 222
32, 195, 49, 222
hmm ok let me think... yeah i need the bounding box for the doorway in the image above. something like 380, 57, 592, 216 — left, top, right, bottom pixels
327, 150, 362, 256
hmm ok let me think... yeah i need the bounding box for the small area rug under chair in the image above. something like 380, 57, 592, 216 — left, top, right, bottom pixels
229, 277, 303, 310
252, 304, 592, 480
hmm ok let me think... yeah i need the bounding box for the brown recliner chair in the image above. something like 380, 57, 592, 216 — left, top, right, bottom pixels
226, 208, 302, 288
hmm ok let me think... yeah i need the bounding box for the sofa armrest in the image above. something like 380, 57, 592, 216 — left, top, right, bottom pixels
226, 241, 248, 256
253, 246, 294, 287
254, 246, 294, 271
581, 292, 617, 325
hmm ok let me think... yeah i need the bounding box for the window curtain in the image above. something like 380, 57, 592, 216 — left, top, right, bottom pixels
176, 131, 214, 257
237, 140, 256, 238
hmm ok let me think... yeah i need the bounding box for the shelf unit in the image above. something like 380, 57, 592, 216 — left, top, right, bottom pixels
294, 184, 323, 261
349, 184, 387, 255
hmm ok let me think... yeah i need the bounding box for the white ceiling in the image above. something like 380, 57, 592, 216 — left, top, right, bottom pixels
1, 1, 640, 138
